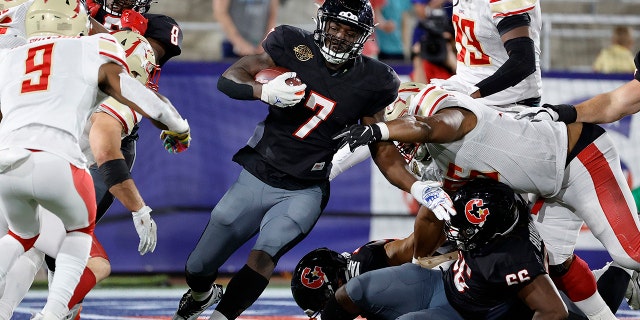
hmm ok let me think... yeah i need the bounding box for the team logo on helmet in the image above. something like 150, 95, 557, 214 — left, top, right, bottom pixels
300, 266, 326, 289
294, 44, 313, 61
465, 199, 490, 224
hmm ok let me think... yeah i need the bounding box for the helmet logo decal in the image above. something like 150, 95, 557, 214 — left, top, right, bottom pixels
293, 45, 313, 61
300, 266, 326, 289
123, 38, 143, 57
338, 11, 358, 21
465, 199, 490, 224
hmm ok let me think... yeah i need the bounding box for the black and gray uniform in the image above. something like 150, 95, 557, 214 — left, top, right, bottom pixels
185, 25, 399, 281
344, 215, 547, 320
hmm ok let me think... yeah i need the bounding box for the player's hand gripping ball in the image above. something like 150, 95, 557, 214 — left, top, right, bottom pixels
256, 67, 306, 108
255, 66, 303, 86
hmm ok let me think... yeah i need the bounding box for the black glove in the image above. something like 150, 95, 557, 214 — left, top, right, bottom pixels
543, 103, 578, 124
333, 124, 383, 152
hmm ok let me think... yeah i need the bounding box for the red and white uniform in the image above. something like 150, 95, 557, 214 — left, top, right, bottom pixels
450, 0, 542, 107
0, 33, 127, 234
409, 85, 640, 268
0, 34, 126, 168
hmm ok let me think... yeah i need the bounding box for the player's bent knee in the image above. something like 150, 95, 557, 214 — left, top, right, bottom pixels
87, 256, 111, 282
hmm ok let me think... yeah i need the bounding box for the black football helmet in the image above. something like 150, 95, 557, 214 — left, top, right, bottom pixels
291, 248, 349, 318
313, 0, 374, 64
96, 0, 152, 15
445, 179, 525, 251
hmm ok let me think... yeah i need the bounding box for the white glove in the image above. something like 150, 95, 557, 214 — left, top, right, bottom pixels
132, 205, 157, 255
260, 72, 307, 108
430, 78, 478, 96
410, 180, 456, 220
514, 106, 559, 122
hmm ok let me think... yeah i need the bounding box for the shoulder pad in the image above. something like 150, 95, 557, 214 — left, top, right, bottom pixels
95, 33, 128, 72
490, 0, 537, 18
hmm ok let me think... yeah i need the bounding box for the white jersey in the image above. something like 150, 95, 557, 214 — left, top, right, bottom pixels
409, 86, 566, 197
0, 0, 33, 54
451, 0, 542, 106
0, 34, 127, 168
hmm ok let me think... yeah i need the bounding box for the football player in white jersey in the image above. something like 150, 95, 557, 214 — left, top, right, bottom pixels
0, 5, 166, 317
334, 83, 640, 319
0, 0, 190, 319
431, 0, 542, 109
516, 50, 640, 310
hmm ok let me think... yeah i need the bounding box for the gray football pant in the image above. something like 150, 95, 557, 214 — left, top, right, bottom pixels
186, 169, 324, 278
345, 263, 462, 320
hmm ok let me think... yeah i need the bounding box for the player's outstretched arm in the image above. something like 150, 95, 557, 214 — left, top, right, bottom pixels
412, 206, 446, 260
575, 79, 640, 124
518, 275, 568, 320
89, 113, 157, 255
98, 63, 189, 134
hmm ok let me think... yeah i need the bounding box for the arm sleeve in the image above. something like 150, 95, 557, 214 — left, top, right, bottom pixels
119, 73, 188, 133
475, 37, 536, 98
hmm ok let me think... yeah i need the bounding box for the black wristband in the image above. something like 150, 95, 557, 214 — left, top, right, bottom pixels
547, 104, 577, 124
99, 159, 132, 189
217, 76, 255, 100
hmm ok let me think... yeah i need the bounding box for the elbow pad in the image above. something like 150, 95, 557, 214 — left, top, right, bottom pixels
476, 37, 536, 97
119, 73, 188, 133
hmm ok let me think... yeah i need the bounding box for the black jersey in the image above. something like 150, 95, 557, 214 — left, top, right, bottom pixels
347, 239, 395, 279
234, 25, 400, 184
93, 10, 182, 66
443, 217, 547, 320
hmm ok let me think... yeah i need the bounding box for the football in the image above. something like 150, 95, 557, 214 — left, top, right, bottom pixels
255, 66, 303, 86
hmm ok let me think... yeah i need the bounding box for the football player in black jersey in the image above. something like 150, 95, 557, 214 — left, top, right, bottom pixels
319, 179, 568, 320
41, 1, 186, 319
170, 0, 451, 319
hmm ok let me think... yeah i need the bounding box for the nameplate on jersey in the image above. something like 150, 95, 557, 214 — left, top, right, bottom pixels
311, 162, 325, 171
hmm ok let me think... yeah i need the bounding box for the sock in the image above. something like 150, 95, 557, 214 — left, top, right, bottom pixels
597, 264, 631, 313
552, 255, 614, 318
42, 232, 91, 318
0, 235, 27, 285
191, 287, 213, 302
215, 265, 269, 320
68, 267, 96, 308
0, 248, 44, 319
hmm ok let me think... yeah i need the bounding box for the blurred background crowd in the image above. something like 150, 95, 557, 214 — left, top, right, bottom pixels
153, 0, 639, 73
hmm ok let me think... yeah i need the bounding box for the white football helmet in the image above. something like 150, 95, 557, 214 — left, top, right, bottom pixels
25, 0, 90, 38
385, 82, 429, 163
408, 84, 459, 117
111, 30, 160, 90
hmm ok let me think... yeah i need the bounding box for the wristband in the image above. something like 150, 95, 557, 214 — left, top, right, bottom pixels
549, 104, 577, 124
377, 122, 390, 140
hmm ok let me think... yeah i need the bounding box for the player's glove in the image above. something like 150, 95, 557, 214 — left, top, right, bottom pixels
430, 78, 479, 96
260, 72, 307, 108
332, 123, 389, 152
132, 206, 157, 255
514, 103, 577, 124
120, 9, 149, 35
411, 180, 456, 220
160, 126, 191, 154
